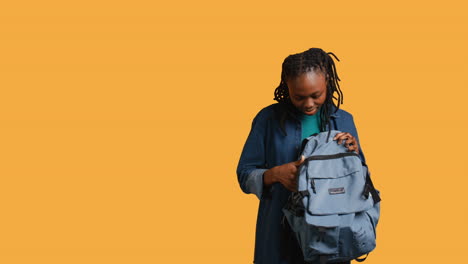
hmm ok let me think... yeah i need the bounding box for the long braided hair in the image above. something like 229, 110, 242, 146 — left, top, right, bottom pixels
273, 48, 344, 136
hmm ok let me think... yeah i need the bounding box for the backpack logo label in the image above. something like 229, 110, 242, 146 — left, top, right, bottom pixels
328, 187, 345, 195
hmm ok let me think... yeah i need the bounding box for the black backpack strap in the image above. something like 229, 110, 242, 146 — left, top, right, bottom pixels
354, 253, 369, 262
319, 255, 329, 264
361, 162, 381, 204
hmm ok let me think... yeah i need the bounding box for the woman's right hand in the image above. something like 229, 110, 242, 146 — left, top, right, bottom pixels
263, 155, 305, 192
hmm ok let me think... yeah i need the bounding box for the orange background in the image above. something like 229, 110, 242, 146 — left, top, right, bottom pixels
0, 1, 467, 263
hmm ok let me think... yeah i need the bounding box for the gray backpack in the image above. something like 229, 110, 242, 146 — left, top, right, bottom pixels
282, 130, 381, 264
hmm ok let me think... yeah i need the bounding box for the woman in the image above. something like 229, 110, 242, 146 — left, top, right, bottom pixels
236, 48, 368, 264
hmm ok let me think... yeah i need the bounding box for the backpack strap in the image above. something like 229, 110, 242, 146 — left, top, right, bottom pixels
354, 253, 369, 262
361, 162, 381, 204
319, 255, 329, 264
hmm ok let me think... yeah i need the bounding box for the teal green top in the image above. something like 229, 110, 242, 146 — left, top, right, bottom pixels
300, 107, 322, 141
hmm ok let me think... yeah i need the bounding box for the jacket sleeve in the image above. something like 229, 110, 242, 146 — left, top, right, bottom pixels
236, 108, 269, 200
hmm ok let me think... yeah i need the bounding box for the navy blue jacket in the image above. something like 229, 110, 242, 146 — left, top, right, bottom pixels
236, 103, 368, 264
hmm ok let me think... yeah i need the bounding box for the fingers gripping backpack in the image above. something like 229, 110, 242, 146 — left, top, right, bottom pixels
282, 130, 381, 264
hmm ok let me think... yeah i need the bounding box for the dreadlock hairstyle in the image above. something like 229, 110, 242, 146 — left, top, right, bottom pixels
273, 48, 344, 136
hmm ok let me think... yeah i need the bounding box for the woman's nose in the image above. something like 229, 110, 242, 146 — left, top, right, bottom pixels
305, 97, 315, 107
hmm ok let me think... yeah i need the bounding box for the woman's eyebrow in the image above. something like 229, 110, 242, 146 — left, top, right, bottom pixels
296, 91, 321, 97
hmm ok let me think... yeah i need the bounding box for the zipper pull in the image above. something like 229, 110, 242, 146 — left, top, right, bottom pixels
310, 178, 316, 194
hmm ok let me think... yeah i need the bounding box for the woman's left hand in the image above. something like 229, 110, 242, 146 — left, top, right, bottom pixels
333, 132, 359, 154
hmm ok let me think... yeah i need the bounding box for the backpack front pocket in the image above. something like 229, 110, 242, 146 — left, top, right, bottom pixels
305, 155, 373, 215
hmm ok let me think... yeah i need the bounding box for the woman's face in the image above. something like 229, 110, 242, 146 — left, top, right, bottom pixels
286, 70, 328, 116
